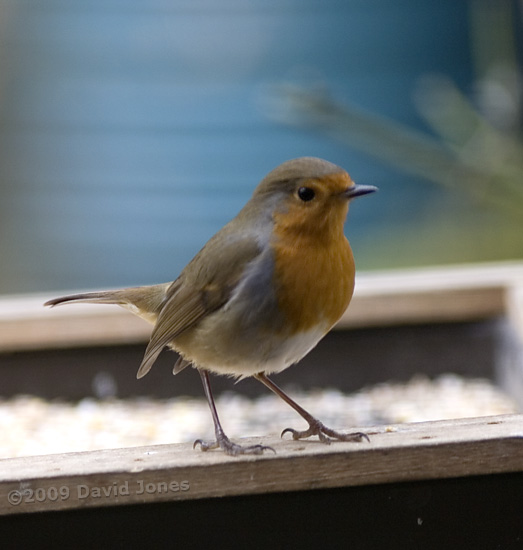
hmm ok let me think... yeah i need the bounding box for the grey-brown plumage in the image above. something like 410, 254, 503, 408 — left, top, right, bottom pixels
45, 157, 376, 455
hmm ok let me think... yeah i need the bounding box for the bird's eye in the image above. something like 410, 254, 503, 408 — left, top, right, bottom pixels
297, 187, 315, 202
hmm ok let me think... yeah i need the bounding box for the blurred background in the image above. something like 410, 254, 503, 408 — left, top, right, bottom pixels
0, 0, 522, 295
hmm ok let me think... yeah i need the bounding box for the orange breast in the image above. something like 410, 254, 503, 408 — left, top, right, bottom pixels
271, 226, 355, 336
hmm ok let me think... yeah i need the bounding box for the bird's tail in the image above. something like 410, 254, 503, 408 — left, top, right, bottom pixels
44, 284, 170, 324
45, 290, 128, 307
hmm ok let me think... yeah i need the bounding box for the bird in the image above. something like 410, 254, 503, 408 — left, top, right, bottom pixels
45, 157, 377, 456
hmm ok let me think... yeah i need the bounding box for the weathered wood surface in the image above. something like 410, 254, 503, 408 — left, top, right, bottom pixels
1, 262, 523, 352
1, 414, 522, 516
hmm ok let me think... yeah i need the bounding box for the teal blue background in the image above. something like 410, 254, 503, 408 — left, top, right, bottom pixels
0, 1, 521, 293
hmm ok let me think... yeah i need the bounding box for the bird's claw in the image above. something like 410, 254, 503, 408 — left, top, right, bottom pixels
193, 436, 275, 456
281, 420, 369, 444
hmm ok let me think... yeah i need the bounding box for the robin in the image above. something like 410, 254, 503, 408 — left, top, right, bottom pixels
45, 157, 377, 456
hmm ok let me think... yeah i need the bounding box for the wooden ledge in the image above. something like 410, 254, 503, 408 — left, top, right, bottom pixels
1, 414, 522, 516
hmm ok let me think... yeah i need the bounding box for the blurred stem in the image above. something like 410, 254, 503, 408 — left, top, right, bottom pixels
268, 84, 523, 216
469, 0, 519, 78
415, 76, 523, 199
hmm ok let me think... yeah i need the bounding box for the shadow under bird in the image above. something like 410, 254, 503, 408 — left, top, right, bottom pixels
45, 157, 377, 456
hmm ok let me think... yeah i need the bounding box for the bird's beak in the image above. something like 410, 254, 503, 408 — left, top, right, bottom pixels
345, 183, 378, 200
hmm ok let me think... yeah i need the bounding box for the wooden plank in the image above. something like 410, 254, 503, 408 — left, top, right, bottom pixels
1, 414, 522, 516
1, 262, 523, 353
339, 261, 523, 327
499, 283, 523, 406
0, 296, 150, 352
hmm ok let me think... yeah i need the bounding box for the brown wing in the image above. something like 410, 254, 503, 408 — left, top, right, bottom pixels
136, 235, 261, 378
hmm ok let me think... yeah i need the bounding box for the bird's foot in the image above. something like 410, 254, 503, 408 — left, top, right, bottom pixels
281, 419, 369, 445
193, 433, 275, 456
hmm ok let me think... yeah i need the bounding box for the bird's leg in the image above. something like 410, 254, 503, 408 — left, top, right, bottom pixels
254, 372, 369, 444
193, 369, 275, 456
